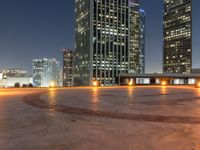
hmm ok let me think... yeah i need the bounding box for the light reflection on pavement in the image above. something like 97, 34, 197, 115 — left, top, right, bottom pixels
1, 86, 200, 150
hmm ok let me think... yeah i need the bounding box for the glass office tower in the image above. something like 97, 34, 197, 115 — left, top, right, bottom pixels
129, 0, 140, 74
139, 9, 145, 74
33, 58, 61, 87
74, 0, 142, 86
33, 59, 51, 87
163, 0, 192, 74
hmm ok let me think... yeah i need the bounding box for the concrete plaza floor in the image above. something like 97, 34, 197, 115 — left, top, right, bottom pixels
1, 86, 200, 150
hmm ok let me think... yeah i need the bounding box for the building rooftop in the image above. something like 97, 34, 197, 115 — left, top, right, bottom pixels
119, 73, 200, 78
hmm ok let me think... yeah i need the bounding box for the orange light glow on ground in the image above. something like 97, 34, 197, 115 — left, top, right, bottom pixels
92, 87, 99, 103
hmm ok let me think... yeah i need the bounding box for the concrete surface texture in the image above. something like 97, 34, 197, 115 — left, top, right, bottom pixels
0, 86, 200, 150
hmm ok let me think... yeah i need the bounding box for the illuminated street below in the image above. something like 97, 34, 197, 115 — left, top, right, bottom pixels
1, 86, 200, 150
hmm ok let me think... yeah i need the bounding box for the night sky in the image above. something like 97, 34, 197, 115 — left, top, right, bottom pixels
0, 0, 199, 74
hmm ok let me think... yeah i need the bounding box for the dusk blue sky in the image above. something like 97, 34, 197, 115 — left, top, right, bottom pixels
0, 0, 199, 74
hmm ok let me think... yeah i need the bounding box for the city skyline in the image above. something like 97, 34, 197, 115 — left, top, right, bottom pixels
2, 1, 200, 149
0, 0, 200, 74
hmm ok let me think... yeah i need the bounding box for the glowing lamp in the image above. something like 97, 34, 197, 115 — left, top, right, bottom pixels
50, 81, 56, 88
128, 79, 134, 86
93, 81, 98, 86
196, 82, 200, 88
161, 81, 167, 86
128, 81, 133, 86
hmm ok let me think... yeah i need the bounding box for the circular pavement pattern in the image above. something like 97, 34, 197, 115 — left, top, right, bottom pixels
22, 87, 200, 124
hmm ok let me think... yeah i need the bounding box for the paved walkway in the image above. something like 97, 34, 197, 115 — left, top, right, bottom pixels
0, 86, 200, 150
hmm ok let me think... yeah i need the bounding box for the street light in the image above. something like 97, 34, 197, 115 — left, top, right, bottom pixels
128, 79, 133, 86
93, 81, 98, 86
161, 81, 167, 86
50, 81, 56, 88
195, 82, 200, 88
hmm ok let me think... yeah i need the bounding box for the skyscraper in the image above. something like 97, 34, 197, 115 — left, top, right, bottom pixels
139, 9, 145, 74
33, 58, 51, 87
63, 49, 74, 87
74, 0, 142, 86
33, 58, 61, 87
163, 0, 192, 74
129, 0, 140, 74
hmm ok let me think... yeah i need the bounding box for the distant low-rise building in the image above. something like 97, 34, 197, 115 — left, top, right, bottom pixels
0, 69, 33, 87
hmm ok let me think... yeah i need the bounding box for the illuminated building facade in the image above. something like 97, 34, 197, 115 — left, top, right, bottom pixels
51, 58, 62, 87
74, 0, 142, 86
33, 58, 51, 87
0, 69, 28, 78
139, 9, 145, 73
0, 69, 33, 87
63, 49, 74, 86
163, 0, 192, 74
33, 58, 61, 87
129, 0, 140, 74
